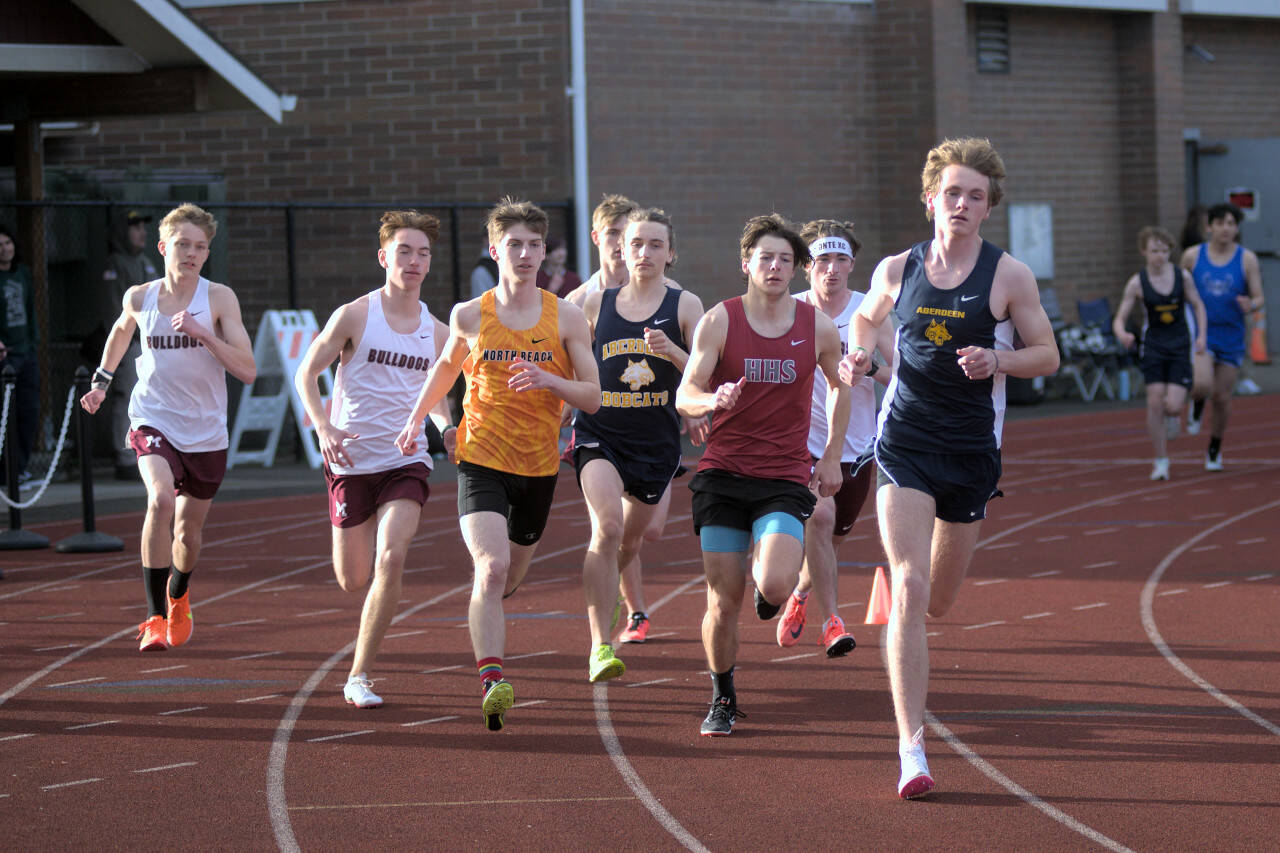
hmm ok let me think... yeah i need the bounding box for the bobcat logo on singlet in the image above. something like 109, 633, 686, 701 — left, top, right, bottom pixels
925, 319, 952, 347
1157, 306, 1176, 324
619, 358, 656, 391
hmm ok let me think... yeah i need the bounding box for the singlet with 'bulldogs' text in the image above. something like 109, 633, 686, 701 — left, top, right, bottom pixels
329, 290, 436, 476
128, 277, 228, 452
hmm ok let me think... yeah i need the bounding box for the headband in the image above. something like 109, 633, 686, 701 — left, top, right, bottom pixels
808, 236, 853, 259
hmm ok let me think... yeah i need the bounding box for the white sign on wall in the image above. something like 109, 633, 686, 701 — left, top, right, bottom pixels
1009, 203, 1054, 280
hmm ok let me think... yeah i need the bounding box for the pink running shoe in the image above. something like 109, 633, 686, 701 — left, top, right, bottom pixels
898, 727, 935, 799
819, 614, 856, 658
618, 613, 650, 644
776, 591, 808, 647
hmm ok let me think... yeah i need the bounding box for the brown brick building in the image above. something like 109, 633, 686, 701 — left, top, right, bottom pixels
11, 0, 1280, 332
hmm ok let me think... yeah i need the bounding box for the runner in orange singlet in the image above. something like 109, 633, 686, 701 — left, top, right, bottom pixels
397, 197, 599, 731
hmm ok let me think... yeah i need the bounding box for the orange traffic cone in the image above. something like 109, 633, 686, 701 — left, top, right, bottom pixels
1248, 308, 1270, 365
864, 565, 892, 625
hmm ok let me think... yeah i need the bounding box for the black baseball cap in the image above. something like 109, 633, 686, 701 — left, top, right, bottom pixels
126, 210, 152, 224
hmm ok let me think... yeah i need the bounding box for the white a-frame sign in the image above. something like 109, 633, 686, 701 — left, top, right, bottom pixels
228, 309, 332, 469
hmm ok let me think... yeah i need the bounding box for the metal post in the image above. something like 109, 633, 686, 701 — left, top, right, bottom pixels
56, 367, 123, 553
0, 363, 49, 550
285, 204, 299, 310
449, 205, 462, 305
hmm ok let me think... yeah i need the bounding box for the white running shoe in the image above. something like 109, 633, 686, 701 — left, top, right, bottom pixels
1236, 377, 1261, 395
1205, 450, 1224, 472
1164, 415, 1180, 440
898, 726, 935, 799
343, 673, 383, 709
1150, 458, 1170, 481
1186, 413, 1201, 435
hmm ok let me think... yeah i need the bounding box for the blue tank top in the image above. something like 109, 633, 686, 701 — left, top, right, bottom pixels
879, 239, 1012, 454
1138, 267, 1191, 357
574, 286, 684, 473
1191, 245, 1247, 346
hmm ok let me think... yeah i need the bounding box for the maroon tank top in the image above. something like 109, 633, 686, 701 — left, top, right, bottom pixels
697, 296, 817, 485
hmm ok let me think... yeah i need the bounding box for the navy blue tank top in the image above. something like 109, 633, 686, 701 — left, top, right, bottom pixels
879, 239, 1012, 454
1139, 267, 1191, 357
574, 286, 684, 473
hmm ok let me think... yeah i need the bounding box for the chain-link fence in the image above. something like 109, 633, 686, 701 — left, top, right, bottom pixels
0, 195, 576, 476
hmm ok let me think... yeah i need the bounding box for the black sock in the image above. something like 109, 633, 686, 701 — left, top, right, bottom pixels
1208, 436, 1222, 458
711, 667, 735, 703
632, 611, 647, 622
1193, 398, 1206, 419
144, 567, 170, 617
168, 568, 191, 600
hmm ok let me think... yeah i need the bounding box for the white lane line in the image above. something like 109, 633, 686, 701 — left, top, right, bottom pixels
1202, 581, 1232, 589
1084, 561, 1118, 568
928, 713, 1136, 853
34, 644, 80, 652
626, 678, 674, 688
1191, 512, 1225, 520
1029, 570, 1060, 578
1141, 497, 1280, 738
261, 584, 305, 593
159, 706, 207, 716
507, 650, 557, 661
1190, 545, 1220, 552
384, 630, 427, 639
237, 694, 282, 703
218, 618, 267, 627
38, 612, 86, 620
1236, 537, 1265, 545
973, 578, 1007, 586
1157, 589, 1187, 597
140, 665, 187, 673
46, 676, 105, 688
401, 716, 459, 727
307, 730, 375, 743
1083, 528, 1119, 536
1022, 612, 1054, 620
41, 778, 102, 791
1245, 573, 1274, 582
1035, 535, 1067, 542
65, 720, 120, 730
963, 621, 1006, 631
526, 575, 573, 587
295, 609, 341, 618
402, 566, 444, 574
133, 762, 198, 773
1, 733, 35, 742
229, 651, 283, 661
771, 652, 819, 662
512, 700, 547, 709
646, 631, 680, 639
1072, 602, 1109, 611
983, 542, 1018, 550
421, 664, 464, 674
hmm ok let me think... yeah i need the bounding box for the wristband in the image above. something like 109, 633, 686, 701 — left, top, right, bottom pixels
992, 349, 1000, 374
850, 345, 869, 355
866, 359, 880, 378
95, 366, 114, 378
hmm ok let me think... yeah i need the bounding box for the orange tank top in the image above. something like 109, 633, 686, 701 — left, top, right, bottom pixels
457, 288, 572, 476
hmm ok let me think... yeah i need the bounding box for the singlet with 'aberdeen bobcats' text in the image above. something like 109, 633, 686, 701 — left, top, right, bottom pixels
128, 277, 228, 452
879, 239, 1013, 454
697, 296, 817, 485
457, 288, 571, 477
329, 290, 436, 476
1138, 267, 1192, 358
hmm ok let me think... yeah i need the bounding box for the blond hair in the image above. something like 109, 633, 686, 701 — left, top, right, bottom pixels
1136, 225, 1175, 254
159, 203, 217, 241
379, 209, 440, 247
592, 193, 638, 232
920, 137, 1006, 219
799, 219, 861, 258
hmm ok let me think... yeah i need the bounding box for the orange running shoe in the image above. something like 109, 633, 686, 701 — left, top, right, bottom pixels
166, 591, 193, 648
776, 591, 808, 647
819, 614, 856, 658
137, 615, 168, 652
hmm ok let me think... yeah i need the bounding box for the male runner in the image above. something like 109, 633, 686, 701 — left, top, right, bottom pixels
1179, 203, 1265, 470
1113, 226, 1206, 480
80, 204, 256, 652
574, 207, 704, 681
840, 138, 1059, 798
295, 210, 453, 708
562, 194, 637, 308
677, 213, 850, 737
395, 197, 599, 731
777, 219, 895, 656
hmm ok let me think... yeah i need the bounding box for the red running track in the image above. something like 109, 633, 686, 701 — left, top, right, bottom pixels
1, 397, 1278, 851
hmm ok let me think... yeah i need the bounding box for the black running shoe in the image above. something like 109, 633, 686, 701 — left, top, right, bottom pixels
700, 696, 743, 737
754, 587, 781, 620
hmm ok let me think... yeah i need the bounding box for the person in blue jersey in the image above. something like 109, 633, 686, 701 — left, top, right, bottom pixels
1178, 203, 1265, 471
1112, 226, 1206, 481
574, 208, 704, 682
839, 138, 1059, 799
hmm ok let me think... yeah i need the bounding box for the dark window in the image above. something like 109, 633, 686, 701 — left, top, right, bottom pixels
975, 7, 1010, 74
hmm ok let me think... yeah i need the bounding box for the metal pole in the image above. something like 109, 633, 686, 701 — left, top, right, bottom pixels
0, 363, 48, 550
449, 205, 462, 305
56, 368, 123, 552
285, 204, 299, 310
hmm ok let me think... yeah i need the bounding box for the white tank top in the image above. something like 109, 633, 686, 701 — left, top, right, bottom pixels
128, 277, 228, 452
797, 290, 878, 461
328, 290, 437, 476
